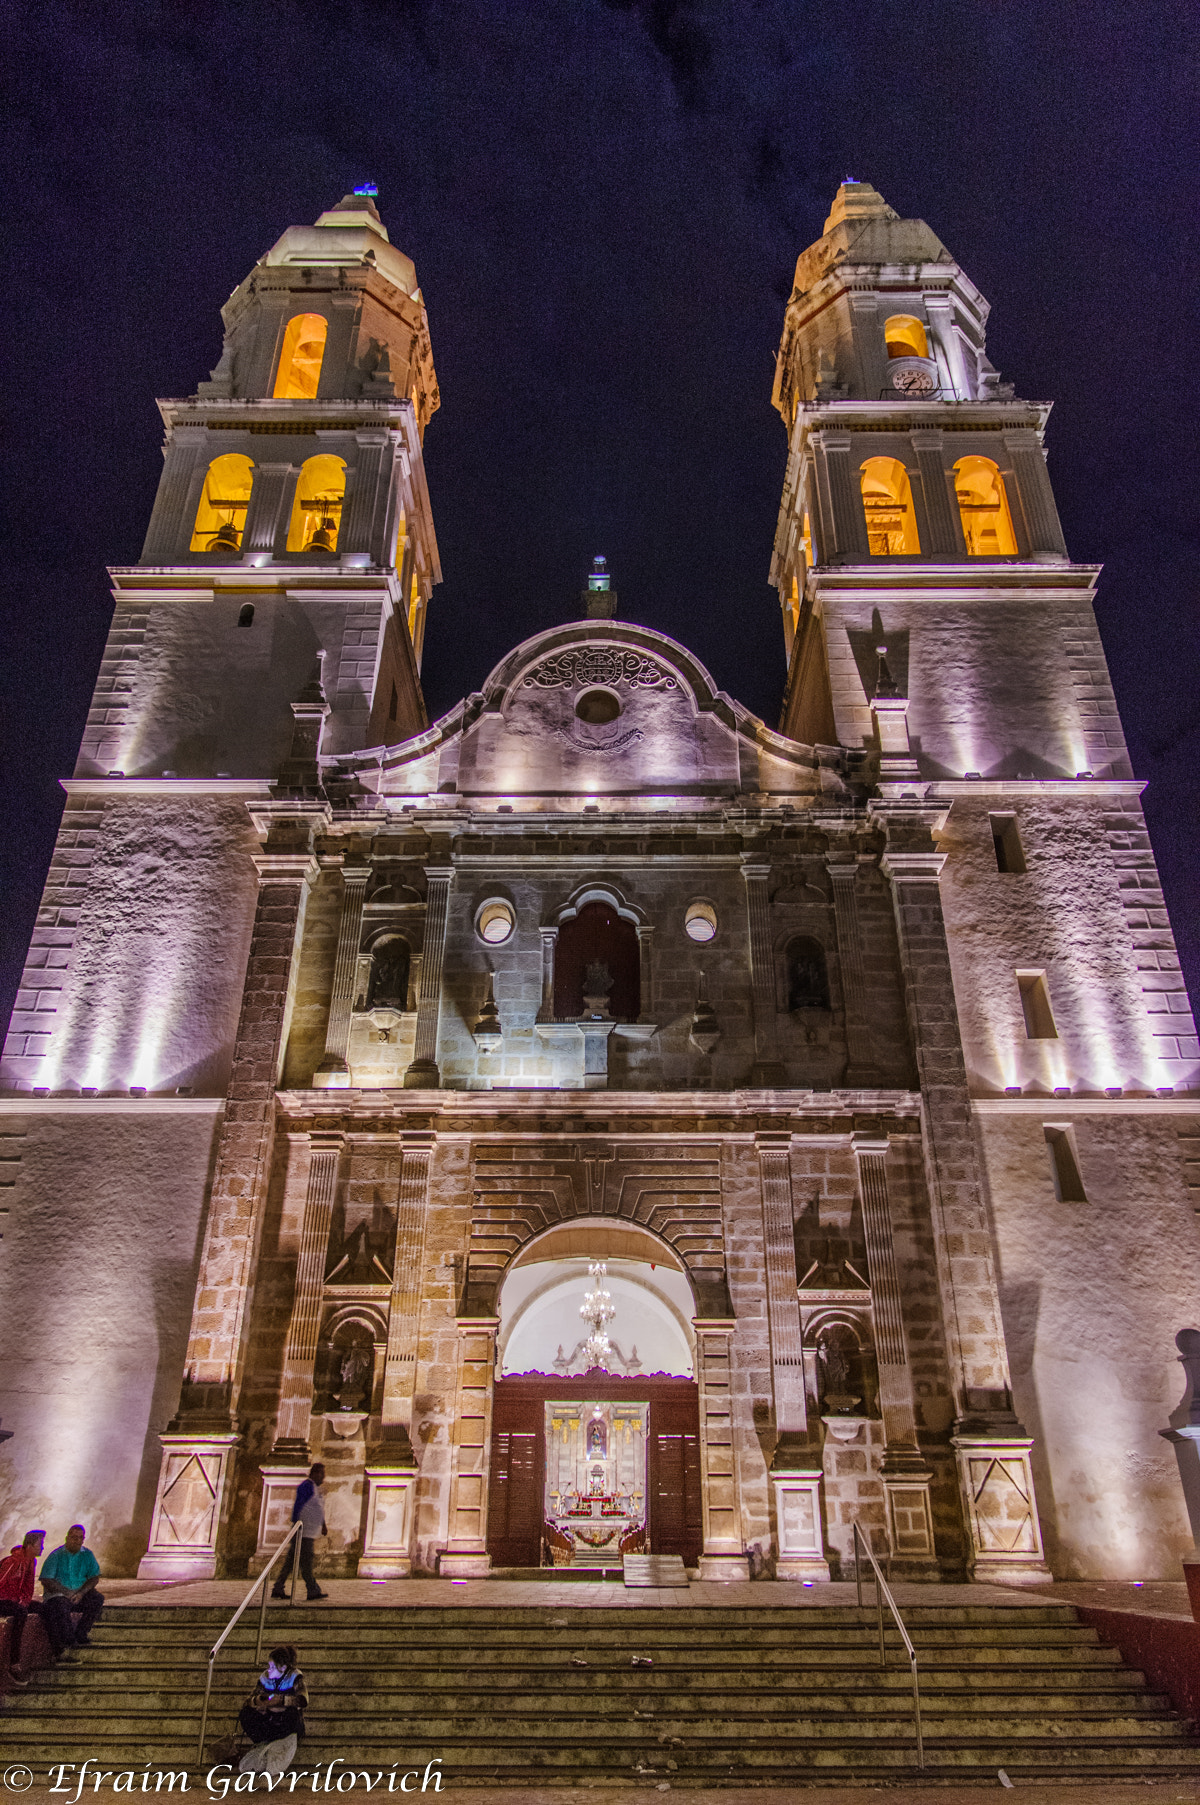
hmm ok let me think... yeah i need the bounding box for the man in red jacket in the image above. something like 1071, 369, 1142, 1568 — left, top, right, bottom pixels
0, 1530, 46, 1685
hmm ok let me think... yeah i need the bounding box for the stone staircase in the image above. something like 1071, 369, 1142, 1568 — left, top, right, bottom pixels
5, 1601, 1200, 1787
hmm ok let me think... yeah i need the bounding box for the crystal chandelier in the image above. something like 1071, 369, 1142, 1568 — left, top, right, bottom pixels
579, 1260, 616, 1370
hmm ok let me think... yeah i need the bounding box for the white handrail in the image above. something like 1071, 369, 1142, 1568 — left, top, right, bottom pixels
852, 1521, 924, 1768
196, 1521, 304, 1764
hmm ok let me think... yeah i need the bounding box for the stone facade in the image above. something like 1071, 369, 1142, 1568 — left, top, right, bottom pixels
1, 184, 1197, 1586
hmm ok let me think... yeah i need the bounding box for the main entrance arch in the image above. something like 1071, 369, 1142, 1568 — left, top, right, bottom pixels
487, 1221, 702, 1569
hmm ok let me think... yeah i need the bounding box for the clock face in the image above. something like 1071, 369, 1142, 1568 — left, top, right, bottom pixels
893, 365, 936, 395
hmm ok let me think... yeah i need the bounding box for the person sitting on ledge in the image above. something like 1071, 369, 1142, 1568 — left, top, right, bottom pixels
39, 1524, 104, 1655
0, 1529, 46, 1683
239, 1643, 308, 1759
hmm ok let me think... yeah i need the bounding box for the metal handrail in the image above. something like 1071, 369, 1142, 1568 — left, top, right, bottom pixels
852, 1521, 924, 1769
196, 1521, 304, 1764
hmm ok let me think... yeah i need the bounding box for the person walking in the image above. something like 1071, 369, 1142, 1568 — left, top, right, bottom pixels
238, 1643, 308, 1775
0, 1530, 45, 1683
272, 1464, 329, 1602
39, 1525, 104, 1654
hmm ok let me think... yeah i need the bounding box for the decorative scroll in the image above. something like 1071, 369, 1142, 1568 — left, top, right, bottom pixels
523, 649, 677, 691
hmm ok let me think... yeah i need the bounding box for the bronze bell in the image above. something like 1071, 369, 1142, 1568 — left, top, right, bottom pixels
308, 516, 337, 552
209, 518, 240, 551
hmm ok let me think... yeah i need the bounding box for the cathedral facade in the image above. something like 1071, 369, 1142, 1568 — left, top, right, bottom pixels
2, 185, 1198, 1584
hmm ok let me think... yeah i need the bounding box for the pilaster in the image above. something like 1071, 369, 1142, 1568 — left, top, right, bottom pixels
1002, 428, 1068, 559
405, 865, 454, 1087
909, 430, 962, 556
440, 1321, 498, 1576
741, 859, 784, 1085
851, 1133, 938, 1579
695, 1323, 751, 1580
139, 818, 321, 1579
243, 461, 298, 557
876, 807, 1051, 1581
314, 863, 371, 1086
814, 431, 870, 563
756, 1135, 808, 1438
826, 859, 879, 1084
272, 1131, 345, 1454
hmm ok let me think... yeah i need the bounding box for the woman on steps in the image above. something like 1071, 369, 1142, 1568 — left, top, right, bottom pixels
238, 1644, 309, 1773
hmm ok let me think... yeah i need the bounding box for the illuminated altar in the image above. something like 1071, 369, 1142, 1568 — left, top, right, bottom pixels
544, 1399, 647, 1564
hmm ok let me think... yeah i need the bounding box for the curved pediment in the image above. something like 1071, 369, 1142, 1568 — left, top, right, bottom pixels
334, 619, 842, 804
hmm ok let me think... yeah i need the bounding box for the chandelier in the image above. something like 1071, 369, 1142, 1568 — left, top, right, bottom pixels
579, 1261, 616, 1370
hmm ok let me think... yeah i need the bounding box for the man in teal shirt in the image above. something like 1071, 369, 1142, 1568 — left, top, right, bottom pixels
40, 1524, 103, 1655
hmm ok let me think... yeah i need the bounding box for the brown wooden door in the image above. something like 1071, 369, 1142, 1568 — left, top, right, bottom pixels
486, 1392, 544, 1568
647, 1394, 702, 1564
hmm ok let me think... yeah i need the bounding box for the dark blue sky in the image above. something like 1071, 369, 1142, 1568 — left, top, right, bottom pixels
3, 0, 1198, 1026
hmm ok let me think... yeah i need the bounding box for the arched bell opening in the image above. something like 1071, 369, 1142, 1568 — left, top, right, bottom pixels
487, 1220, 702, 1571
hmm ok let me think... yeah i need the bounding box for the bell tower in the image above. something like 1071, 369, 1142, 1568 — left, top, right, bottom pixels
768, 180, 1105, 785
78, 191, 442, 789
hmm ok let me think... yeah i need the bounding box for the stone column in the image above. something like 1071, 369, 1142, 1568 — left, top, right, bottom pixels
756, 1135, 808, 1439
878, 810, 1050, 1581
826, 858, 879, 1085
758, 1134, 830, 1581
1003, 429, 1068, 559
272, 1131, 345, 1455
923, 294, 972, 399
909, 430, 962, 556
537, 927, 557, 1022
851, 1133, 938, 1579
139, 819, 322, 1579
695, 1324, 750, 1580
140, 427, 210, 563
813, 432, 870, 563
742, 858, 784, 1085
314, 863, 371, 1088
340, 429, 390, 558
440, 1322, 498, 1577
405, 865, 454, 1087
636, 924, 655, 1022
355, 1129, 431, 1576
243, 461, 298, 558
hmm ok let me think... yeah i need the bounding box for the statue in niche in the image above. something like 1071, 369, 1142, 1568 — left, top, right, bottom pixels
587, 1417, 607, 1457
314, 1322, 376, 1416
335, 1340, 373, 1412
367, 937, 410, 1011
582, 960, 614, 1016
817, 1325, 864, 1416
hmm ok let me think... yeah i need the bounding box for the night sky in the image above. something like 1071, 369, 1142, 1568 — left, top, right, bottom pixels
3, 1, 1198, 1033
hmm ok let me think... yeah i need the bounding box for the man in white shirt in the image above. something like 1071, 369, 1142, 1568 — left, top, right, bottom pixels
272, 1463, 329, 1602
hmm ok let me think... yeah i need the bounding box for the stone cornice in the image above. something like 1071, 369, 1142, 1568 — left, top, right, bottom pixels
0, 1095, 225, 1114
973, 1095, 1200, 1117
108, 567, 404, 598
62, 777, 272, 797
808, 561, 1099, 598
927, 778, 1147, 799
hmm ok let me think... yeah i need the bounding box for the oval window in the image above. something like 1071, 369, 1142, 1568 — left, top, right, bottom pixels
575, 689, 621, 725
476, 899, 515, 945
684, 901, 717, 943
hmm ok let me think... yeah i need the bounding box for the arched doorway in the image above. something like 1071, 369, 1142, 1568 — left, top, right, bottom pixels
487, 1222, 702, 1569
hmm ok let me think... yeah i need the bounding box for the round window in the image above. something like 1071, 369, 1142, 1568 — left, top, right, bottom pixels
684, 901, 718, 943
476, 899, 516, 945
575, 689, 621, 725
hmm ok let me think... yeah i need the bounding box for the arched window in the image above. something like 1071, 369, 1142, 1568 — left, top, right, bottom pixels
553, 900, 640, 1021
366, 936, 410, 1011
189, 453, 254, 553
954, 456, 1018, 556
883, 314, 928, 360
273, 313, 328, 400
286, 454, 346, 554
787, 937, 830, 1012
860, 457, 921, 555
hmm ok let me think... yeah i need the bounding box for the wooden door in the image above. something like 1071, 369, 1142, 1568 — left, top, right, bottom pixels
486, 1392, 544, 1568
647, 1394, 702, 1563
